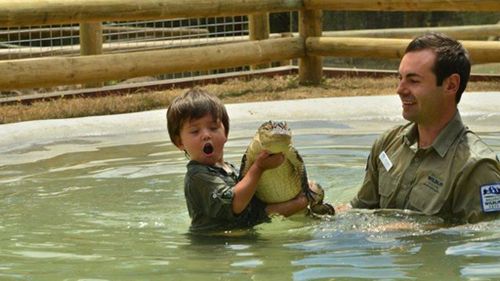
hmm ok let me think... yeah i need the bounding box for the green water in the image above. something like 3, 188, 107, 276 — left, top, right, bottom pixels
1, 119, 499, 281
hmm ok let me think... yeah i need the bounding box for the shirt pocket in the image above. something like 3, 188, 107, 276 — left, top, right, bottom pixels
408, 184, 444, 215
378, 171, 398, 208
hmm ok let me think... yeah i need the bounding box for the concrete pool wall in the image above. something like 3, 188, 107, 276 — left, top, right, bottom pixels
1, 92, 499, 166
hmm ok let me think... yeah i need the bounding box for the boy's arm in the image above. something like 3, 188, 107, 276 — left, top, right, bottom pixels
265, 192, 308, 217
232, 151, 284, 214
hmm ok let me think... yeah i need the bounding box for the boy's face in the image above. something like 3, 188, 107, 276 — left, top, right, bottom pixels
177, 113, 228, 166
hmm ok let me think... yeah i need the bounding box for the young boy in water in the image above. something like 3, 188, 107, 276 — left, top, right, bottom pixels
167, 88, 308, 232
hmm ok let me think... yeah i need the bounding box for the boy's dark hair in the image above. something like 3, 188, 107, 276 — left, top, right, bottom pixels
405, 32, 471, 104
166, 88, 229, 147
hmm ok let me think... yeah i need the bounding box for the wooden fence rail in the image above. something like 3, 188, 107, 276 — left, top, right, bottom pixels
1, 0, 498, 27
323, 24, 500, 40
305, 0, 500, 12
307, 37, 500, 64
2, 25, 498, 61
0, 0, 302, 27
0, 37, 303, 89
0, 0, 499, 90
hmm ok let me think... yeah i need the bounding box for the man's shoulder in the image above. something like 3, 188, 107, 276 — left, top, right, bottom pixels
460, 130, 497, 161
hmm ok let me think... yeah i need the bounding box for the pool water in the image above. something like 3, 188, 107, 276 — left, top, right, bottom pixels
0, 95, 499, 280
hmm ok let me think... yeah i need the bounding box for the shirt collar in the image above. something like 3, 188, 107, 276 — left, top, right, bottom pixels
402, 111, 465, 158
187, 160, 237, 176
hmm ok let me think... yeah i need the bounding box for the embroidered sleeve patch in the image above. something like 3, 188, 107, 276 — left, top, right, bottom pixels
480, 183, 500, 213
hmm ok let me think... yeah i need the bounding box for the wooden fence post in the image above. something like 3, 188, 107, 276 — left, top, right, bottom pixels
278, 32, 294, 66
489, 20, 500, 41
80, 22, 103, 87
299, 9, 322, 85
249, 13, 270, 69
80, 22, 103, 56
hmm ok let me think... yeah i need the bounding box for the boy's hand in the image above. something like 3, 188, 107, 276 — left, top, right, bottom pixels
255, 150, 284, 171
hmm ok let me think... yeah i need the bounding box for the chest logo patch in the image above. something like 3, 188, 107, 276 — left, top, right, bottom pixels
480, 183, 500, 213
424, 174, 444, 192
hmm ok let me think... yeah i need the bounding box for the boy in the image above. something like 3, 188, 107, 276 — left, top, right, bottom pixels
167, 88, 308, 233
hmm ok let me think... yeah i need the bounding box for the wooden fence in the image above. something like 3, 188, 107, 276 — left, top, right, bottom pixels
0, 0, 499, 90
2, 25, 499, 61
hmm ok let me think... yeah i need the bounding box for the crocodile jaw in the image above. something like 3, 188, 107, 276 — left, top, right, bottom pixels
257, 121, 292, 153
260, 135, 291, 153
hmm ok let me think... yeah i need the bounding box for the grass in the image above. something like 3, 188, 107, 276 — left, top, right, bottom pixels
1, 74, 499, 124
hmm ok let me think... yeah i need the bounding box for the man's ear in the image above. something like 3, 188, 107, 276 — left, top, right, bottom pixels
444, 73, 460, 96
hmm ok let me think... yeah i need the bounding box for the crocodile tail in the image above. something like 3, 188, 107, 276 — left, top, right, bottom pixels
296, 152, 317, 202
298, 158, 313, 199
302, 167, 321, 204
310, 202, 336, 216
307, 182, 335, 216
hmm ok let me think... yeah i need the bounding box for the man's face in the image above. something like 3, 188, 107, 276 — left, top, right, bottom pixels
397, 49, 446, 126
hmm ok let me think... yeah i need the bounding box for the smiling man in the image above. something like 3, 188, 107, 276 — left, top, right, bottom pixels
350, 33, 500, 223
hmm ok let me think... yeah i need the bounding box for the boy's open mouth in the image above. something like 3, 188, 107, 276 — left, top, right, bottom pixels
203, 143, 214, 155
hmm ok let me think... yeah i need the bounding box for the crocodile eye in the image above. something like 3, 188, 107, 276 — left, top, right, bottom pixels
276, 121, 287, 130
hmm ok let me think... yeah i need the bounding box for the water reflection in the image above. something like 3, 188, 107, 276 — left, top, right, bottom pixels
289, 211, 500, 280
0, 117, 498, 280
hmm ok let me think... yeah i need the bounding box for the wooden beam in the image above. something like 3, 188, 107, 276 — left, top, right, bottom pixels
299, 9, 322, 85
249, 13, 271, 69
1, 0, 498, 28
80, 22, 103, 88
323, 24, 500, 40
305, 0, 500, 12
80, 23, 102, 56
0, 34, 279, 60
0, 37, 305, 90
0, 26, 209, 41
461, 40, 500, 64
0, 0, 302, 27
9, 23, 497, 60
306, 37, 500, 64
307, 37, 408, 59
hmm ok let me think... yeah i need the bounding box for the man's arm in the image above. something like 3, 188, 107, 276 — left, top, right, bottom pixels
453, 158, 500, 223
351, 148, 382, 209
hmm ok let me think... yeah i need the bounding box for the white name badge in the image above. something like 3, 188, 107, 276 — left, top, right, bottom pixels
480, 183, 500, 213
378, 151, 393, 171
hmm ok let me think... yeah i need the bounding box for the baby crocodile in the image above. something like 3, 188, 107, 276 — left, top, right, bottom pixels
239, 120, 335, 216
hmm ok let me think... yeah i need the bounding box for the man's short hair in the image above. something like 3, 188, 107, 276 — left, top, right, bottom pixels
405, 32, 471, 104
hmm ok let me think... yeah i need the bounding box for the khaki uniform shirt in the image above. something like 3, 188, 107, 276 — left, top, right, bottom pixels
184, 161, 268, 232
351, 111, 500, 223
